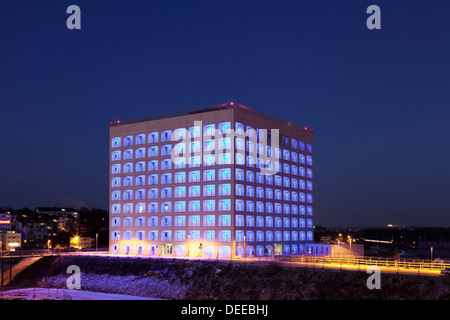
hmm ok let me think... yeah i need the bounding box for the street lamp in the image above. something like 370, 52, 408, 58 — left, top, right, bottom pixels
431, 246, 433, 261
244, 235, 246, 263
96, 233, 98, 253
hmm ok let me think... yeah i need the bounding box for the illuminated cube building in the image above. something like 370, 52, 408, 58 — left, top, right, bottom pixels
109, 103, 314, 258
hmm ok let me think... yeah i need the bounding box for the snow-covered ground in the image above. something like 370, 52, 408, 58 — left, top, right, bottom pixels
0, 287, 163, 300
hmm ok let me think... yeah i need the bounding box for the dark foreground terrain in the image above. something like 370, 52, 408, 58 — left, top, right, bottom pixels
8, 256, 450, 300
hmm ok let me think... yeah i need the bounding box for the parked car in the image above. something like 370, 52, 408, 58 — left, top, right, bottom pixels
441, 268, 450, 276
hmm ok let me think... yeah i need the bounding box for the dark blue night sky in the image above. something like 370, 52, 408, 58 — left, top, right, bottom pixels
1, 1, 449, 227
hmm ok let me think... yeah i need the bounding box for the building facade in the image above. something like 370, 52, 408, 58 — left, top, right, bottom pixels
109, 103, 314, 258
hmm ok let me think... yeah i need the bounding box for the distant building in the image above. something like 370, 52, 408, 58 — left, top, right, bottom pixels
0, 213, 13, 231
304, 243, 364, 258
35, 207, 79, 219
0, 231, 21, 251
417, 241, 450, 259
70, 236, 94, 249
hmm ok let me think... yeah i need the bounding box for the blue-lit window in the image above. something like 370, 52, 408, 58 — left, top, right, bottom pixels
283, 217, 290, 228
235, 184, 244, 196
189, 215, 200, 227
218, 153, 231, 165
283, 163, 290, 174
123, 204, 132, 214
189, 126, 200, 139
188, 200, 200, 212
175, 186, 186, 198
218, 122, 231, 134
307, 181, 313, 191
266, 202, 273, 213
189, 156, 201, 168
307, 231, 313, 241
283, 231, 290, 241
291, 178, 298, 189
160, 173, 170, 184
149, 203, 158, 214
299, 141, 305, 151
236, 230, 244, 242
236, 215, 244, 227
161, 130, 172, 142
246, 140, 255, 153
292, 205, 298, 215
161, 187, 172, 199
162, 230, 172, 241
203, 184, 215, 197
203, 139, 215, 152
136, 148, 145, 158
148, 188, 158, 199
175, 157, 186, 169
203, 200, 215, 212
246, 155, 255, 167
274, 175, 282, 186
175, 172, 186, 183
299, 154, 305, 164
218, 214, 231, 227
307, 206, 313, 216
275, 203, 282, 214
204, 154, 215, 166
235, 137, 244, 151
112, 164, 121, 174
148, 160, 158, 171
111, 217, 120, 227
189, 185, 200, 197
283, 191, 290, 201
124, 135, 133, 146
235, 152, 245, 165
283, 204, 290, 214
135, 189, 145, 200
291, 191, 298, 202
291, 165, 298, 176
173, 128, 187, 141
135, 203, 145, 214
246, 200, 255, 212
203, 124, 215, 137
283, 150, 290, 161
218, 168, 231, 181
299, 192, 306, 202
266, 231, 273, 241
149, 230, 158, 240
256, 172, 264, 184
299, 167, 306, 177
275, 217, 282, 228
235, 122, 245, 135
111, 191, 120, 201
307, 168, 313, 178
299, 179, 306, 190
123, 190, 133, 200
235, 168, 244, 181
218, 184, 231, 196
266, 175, 273, 185
136, 161, 145, 172
246, 185, 255, 197
112, 177, 120, 188
112, 137, 121, 148
136, 134, 145, 145
149, 132, 158, 143
306, 155, 313, 166
203, 169, 215, 182
175, 230, 186, 241
246, 231, 254, 242
300, 231, 306, 241
235, 199, 244, 211
218, 199, 231, 211
147, 146, 157, 157
300, 218, 306, 228
189, 231, 200, 242
162, 202, 172, 213
203, 215, 215, 227
161, 145, 172, 156
299, 205, 306, 216
188, 171, 200, 183
265, 188, 273, 199
283, 177, 290, 188
256, 187, 264, 198
124, 162, 133, 173
275, 189, 282, 200
245, 125, 256, 138
256, 202, 264, 213
306, 143, 313, 153
246, 216, 255, 227
149, 174, 158, 185
112, 151, 121, 161
203, 230, 215, 242
123, 176, 132, 187
174, 201, 186, 213
135, 175, 145, 186
246, 170, 254, 182
123, 149, 132, 160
